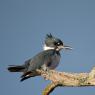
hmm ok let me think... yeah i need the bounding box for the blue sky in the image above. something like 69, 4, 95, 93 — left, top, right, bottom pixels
0, 0, 95, 95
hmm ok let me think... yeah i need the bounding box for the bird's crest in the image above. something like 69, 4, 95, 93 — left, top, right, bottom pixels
46, 33, 53, 39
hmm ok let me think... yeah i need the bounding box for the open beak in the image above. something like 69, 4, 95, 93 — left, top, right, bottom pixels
57, 45, 72, 50
62, 45, 72, 50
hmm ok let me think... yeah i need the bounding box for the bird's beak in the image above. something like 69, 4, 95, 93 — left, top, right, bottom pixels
62, 45, 72, 50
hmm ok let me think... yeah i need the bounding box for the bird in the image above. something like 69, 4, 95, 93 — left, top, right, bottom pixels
8, 34, 72, 81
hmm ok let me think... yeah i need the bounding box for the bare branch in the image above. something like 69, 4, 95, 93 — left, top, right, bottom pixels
37, 66, 95, 95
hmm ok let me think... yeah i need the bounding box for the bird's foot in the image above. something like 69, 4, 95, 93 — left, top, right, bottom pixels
38, 65, 52, 80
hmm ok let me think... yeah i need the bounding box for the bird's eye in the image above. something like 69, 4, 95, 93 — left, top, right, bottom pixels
54, 41, 63, 46
57, 42, 60, 45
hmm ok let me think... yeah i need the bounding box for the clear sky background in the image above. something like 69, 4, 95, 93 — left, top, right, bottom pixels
0, 0, 95, 95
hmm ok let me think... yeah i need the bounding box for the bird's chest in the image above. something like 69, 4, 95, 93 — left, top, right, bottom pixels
47, 52, 60, 69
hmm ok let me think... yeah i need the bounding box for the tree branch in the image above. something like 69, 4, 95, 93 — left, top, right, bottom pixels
37, 67, 95, 95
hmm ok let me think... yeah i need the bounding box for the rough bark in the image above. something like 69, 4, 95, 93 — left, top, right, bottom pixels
36, 67, 95, 95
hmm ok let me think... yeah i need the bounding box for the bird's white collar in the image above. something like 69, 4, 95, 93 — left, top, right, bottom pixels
43, 44, 54, 50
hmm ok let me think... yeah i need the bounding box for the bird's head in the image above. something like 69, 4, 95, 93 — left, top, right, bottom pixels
44, 33, 72, 51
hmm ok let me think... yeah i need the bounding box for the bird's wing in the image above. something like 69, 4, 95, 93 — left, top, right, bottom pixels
20, 50, 55, 81
24, 50, 55, 71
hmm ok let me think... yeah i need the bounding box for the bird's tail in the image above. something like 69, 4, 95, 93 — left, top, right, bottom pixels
20, 71, 40, 82
8, 65, 25, 72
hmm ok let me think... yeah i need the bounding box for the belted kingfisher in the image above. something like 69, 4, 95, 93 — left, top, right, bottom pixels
8, 34, 72, 81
